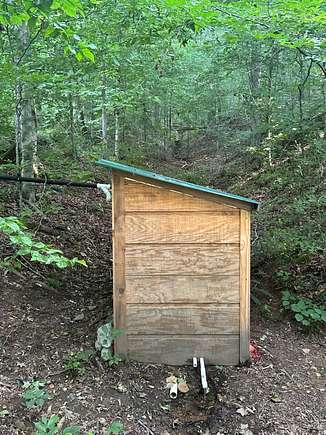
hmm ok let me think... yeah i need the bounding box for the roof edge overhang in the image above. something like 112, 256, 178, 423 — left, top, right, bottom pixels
96, 159, 259, 211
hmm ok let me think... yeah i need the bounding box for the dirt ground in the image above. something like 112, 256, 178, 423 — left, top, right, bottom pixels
0, 186, 325, 435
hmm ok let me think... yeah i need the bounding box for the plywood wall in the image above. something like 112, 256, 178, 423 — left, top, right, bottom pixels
112, 172, 250, 365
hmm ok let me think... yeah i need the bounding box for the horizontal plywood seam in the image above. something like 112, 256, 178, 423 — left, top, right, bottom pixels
124, 211, 240, 214
125, 274, 240, 277
125, 303, 240, 307
126, 273, 239, 276
126, 302, 240, 306
128, 334, 240, 338
128, 332, 239, 340
126, 243, 240, 246
125, 243, 240, 247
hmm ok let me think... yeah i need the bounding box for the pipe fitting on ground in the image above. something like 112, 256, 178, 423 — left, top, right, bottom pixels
169, 382, 178, 399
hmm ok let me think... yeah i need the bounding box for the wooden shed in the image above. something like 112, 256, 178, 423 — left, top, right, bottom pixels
97, 160, 259, 366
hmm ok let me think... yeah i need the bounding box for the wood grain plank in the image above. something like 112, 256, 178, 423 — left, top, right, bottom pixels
126, 304, 239, 335
126, 275, 239, 304
124, 179, 237, 212
128, 335, 240, 365
112, 171, 128, 356
125, 244, 239, 276
125, 212, 240, 244
239, 209, 250, 363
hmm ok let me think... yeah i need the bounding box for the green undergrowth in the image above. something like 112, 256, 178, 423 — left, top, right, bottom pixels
227, 140, 326, 326
0, 216, 86, 271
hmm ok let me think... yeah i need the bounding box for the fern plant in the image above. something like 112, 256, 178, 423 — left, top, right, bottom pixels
0, 216, 86, 270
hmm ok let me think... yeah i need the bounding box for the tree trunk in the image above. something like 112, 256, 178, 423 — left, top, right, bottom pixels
248, 42, 262, 147
101, 86, 108, 146
69, 93, 77, 158
114, 110, 119, 158
15, 23, 37, 204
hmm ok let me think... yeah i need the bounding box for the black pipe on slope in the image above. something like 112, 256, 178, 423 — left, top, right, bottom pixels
0, 174, 100, 189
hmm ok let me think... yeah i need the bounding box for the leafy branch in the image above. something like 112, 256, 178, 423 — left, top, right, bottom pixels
0, 216, 86, 270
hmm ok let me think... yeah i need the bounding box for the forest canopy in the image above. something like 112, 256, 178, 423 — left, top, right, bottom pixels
0, 0, 325, 321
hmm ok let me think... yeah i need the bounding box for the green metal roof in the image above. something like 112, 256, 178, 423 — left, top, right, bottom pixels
97, 159, 259, 209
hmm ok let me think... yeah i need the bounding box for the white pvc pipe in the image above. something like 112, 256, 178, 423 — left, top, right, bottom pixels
200, 357, 209, 394
169, 382, 178, 399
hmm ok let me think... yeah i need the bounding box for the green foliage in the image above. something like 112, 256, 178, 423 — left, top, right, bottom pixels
34, 414, 81, 435
282, 291, 326, 329
95, 323, 124, 365
0, 408, 10, 418
64, 350, 95, 376
22, 380, 48, 409
0, 0, 325, 330
0, 216, 87, 270
105, 420, 124, 435
251, 293, 272, 318
239, 144, 326, 304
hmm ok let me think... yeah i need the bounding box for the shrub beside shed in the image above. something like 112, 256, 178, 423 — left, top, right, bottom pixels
97, 160, 259, 366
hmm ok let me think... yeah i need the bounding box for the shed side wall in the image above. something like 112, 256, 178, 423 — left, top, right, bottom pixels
117, 177, 244, 366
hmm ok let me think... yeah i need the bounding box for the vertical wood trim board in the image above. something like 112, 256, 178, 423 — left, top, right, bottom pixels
112, 171, 128, 356
239, 209, 250, 363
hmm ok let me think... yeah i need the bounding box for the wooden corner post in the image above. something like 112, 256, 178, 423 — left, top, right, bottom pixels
239, 209, 251, 363
112, 171, 127, 357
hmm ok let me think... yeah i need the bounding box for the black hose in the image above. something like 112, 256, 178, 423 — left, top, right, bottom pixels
0, 174, 101, 189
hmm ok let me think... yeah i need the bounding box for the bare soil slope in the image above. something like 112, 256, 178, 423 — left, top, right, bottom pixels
0, 187, 325, 434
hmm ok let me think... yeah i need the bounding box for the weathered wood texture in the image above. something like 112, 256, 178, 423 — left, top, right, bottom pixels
125, 275, 240, 304
121, 173, 252, 211
111, 172, 251, 366
125, 212, 239, 244
126, 304, 239, 335
125, 244, 239, 276
124, 179, 236, 212
112, 173, 127, 355
240, 209, 251, 363
128, 335, 240, 365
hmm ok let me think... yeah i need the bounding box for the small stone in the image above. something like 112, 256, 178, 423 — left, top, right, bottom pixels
116, 383, 127, 393
88, 305, 97, 311
73, 313, 85, 321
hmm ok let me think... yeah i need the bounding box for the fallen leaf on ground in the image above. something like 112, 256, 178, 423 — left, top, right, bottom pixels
237, 407, 249, 416
116, 383, 127, 393
166, 375, 177, 385
178, 382, 189, 393
239, 423, 254, 435
271, 394, 282, 403
236, 407, 255, 416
